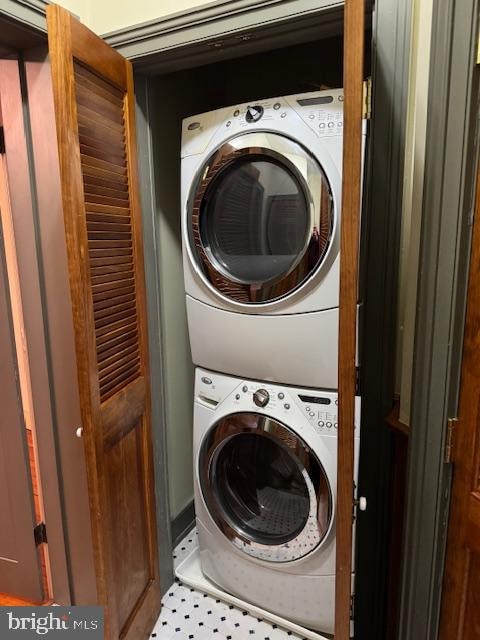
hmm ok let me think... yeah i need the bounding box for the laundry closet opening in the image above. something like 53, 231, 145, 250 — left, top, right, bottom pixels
147, 23, 373, 554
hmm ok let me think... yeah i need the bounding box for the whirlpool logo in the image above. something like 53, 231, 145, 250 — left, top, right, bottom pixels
0, 607, 103, 639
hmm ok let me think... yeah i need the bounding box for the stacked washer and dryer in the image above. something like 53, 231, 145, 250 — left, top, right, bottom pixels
180, 88, 366, 635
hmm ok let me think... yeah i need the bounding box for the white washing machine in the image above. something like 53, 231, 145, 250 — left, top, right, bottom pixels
193, 367, 361, 635
181, 89, 367, 389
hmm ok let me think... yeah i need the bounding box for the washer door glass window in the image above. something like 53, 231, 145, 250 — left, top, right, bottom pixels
199, 412, 332, 562
189, 132, 333, 304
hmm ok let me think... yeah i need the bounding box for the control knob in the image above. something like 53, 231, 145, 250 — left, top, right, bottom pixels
246, 105, 264, 123
253, 388, 270, 407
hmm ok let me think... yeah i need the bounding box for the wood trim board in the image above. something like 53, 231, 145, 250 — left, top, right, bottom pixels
335, 1, 365, 637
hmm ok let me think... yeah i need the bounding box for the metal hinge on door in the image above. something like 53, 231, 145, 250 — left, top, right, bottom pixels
362, 78, 372, 119
444, 417, 459, 464
355, 366, 361, 395
34, 522, 47, 546
350, 594, 355, 620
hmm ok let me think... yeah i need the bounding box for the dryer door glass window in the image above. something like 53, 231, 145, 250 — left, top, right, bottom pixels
200, 158, 309, 284
200, 412, 332, 562
189, 132, 334, 305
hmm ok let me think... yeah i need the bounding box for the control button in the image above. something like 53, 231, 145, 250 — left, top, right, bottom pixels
326, 422, 332, 428
242, 385, 248, 393
284, 403, 290, 410
337, 122, 343, 127
335, 399, 338, 405
318, 421, 324, 427
281, 112, 287, 118
306, 407, 311, 412
226, 120, 231, 127
278, 392, 285, 400
234, 109, 240, 117
309, 114, 315, 119
273, 102, 281, 110
334, 423, 338, 429
201, 377, 212, 385
246, 105, 264, 123
187, 121, 201, 130
328, 122, 335, 128
339, 94, 344, 102
253, 388, 270, 407
319, 123, 325, 128
235, 394, 240, 400
310, 412, 315, 417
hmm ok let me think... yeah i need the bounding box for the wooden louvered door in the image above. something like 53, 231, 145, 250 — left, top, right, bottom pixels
46, 5, 160, 639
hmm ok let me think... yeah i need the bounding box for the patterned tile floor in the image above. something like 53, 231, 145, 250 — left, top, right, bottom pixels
150, 527, 310, 640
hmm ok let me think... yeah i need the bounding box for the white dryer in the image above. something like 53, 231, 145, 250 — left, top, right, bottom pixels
181, 89, 366, 389
193, 367, 361, 635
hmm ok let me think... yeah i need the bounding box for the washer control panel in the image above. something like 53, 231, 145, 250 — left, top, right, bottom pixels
194, 369, 361, 437
295, 391, 360, 434
232, 381, 293, 413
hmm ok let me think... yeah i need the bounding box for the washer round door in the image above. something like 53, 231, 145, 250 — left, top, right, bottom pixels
188, 131, 334, 305
199, 412, 333, 563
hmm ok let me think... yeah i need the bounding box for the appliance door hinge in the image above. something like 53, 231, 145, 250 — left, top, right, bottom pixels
362, 78, 372, 119
445, 417, 459, 464
34, 522, 47, 546
350, 593, 355, 620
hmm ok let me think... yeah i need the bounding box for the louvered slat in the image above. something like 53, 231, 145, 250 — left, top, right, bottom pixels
74, 62, 140, 402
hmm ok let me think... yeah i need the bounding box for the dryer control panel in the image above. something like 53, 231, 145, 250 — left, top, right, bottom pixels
181, 87, 347, 156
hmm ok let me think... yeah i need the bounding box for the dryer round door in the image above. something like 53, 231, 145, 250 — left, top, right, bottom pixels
199, 412, 333, 563
188, 131, 334, 305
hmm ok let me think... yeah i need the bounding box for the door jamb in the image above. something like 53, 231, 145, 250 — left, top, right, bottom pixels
398, 0, 480, 638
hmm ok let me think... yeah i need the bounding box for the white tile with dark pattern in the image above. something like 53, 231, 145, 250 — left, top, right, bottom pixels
150, 528, 309, 640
